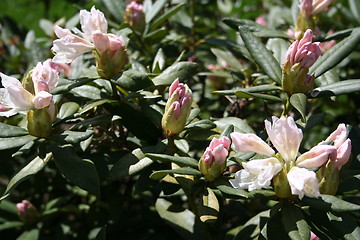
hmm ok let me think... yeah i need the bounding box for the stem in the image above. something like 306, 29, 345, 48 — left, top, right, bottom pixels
281, 94, 292, 117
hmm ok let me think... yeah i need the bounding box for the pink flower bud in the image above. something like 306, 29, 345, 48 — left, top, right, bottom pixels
325, 123, 348, 149
125, 1, 146, 33
255, 16, 268, 26
296, 144, 337, 168
333, 138, 351, 169
310, 232, 321, 240
230, 132, 275, 156
300, 0, 313, 17
16, 200, 39, 225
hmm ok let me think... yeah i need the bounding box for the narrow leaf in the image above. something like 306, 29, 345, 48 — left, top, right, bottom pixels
0, 123, 28, 137
149, 3, 185, 32
290, 93, 307, 121
0, 135, 37, 151
310, 79, 360, 97
146, 153, 199, 168
150, 168, 202, 180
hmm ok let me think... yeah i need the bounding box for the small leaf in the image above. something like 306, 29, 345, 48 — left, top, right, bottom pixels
290, 93, 307, 121
57, 102, 80, 119
152, 62, 198, 86
0, 135, 37, 151
152, 48, 165, 72
302, 194, 360, 213
116, 70, 154, 91
1, 154, 52, 200
0, 123, 28, 137
281, 204, 310, 240
80, 99, 110, 115
310, 79, 360, 97
238, 27, 282, 83
61, 130, 93, 144
323, 29, 353, 41
211, 48, 244, 71
146, 153, 199, 168
310, 28, 360, 78
52, 144, 100, 195
174, 139, 190, 153
150, 168, 202, 180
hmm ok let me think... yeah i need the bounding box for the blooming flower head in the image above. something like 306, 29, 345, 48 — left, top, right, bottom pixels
161, 79, 192, 136
230, 116, 341, 200
0, 60, 59, 117
199, 136, 231, 181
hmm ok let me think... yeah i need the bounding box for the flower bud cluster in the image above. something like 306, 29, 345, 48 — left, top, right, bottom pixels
229, 116, 351, 200
161, 79, 192, 137
282, 29, 321, 95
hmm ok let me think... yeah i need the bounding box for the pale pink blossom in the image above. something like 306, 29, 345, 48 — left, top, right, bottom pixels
265, 116, 303, 163
312, 0, 334, 15
300, 0, 313, 17
231, 132, 275, 156
287, 166, 320, 199
202, 136, 231, 167
255, 16, 267, 26
230, 157, 282, 191
296, 144, 337, 168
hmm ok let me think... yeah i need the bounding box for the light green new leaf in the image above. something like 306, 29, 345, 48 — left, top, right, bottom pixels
146, 153, 199, 168
290, 93, 307, 121
152, 62, 198, 86
0, 153, 52, 201
310, 28, 360, 78
238, 27, 282, 84
310, 79, 360, 97
281, 204, 310, 240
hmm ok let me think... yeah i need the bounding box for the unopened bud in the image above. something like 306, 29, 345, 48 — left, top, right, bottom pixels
296, 144, 337, 168
27, 106, 56, 138
125, 1, 146, 34
161, 79, 192, 136
316, 160, 339, 195
16, 200, 39, 225
199, 137, 231, 181
93, 33, 128, 79
273, 163, 293, 199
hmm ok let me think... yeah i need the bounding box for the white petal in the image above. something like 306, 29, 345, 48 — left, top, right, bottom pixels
231, 132, 275, 156
287, 167, 320, 200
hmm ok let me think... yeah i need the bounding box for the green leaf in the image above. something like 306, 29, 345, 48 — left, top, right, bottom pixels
310, 28, 360, 78
231, 210, 270, 240
223, 18, 290, 39
215, 117, 254, 134
152, 48, 165, 72
302, 194, 360, 213
17, 229, 40, 240
149, 3, 185, 32
115, 70, 154, 91
211, 48, 244, 71
95, 226, 107, 240
146, 153, 199, 168
0, 135, 37, 151
235, 90, 284, 102
152, 62, 198, 86
185, 120, 217, 130
102, 0, 125, 22
266, 38, 289, 65
309, 79, 360, 97
60, 130, 93, 144
0, 123, 28, 137
57, 102, 80, 119
281, 204, 310, 240
290, 93, 307, 121
198, 188, 219, 223
174, 139, 189, 153
52, 144, 100, 195
350, 0, 360, 24
315, 68, 340, 87
323, 29, 353, 41
79, 99, 110, 115
150, 168, 202, 180
109, 148, 155, 180
52, 77, 96, 95
70, 85, 101, 100
214, 84, 281, 95
155, 198, 205, 240
238, 27, 282, 83
220, 124, 234, 138
0, 221, 23, 231
145, 0, 166, 23
1, 154, 52, 201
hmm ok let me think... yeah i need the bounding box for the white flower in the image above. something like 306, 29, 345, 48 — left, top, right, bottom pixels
230, 132, 275, 156
296, 144, 337, 168
229, 157, 282, 191
265, 116, 303, 162
287, 166, 320, 199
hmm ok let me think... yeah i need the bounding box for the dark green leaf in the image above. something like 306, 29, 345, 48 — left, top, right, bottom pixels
61, 130, 93, 144
310, 28, 360, 78
152, 62, 198, 86
323, 29, 353, 41
211, 48, 243, 71
198, 188, 219, 223
149, 3, 185, 32
290, 93, 307, 121
17, 229, 40, 240
302, 194, 360, 213
95, 226, 107, 240
116, 70, 154, 91
238, 27, 282, 83
79, 99, 110, 115
220, 124, 234, 138
70, 85, 101, 100
1, 154, 52, 200
150, 168, 202, 180
235, 90, 284, 102
310, 79, 360, 97
0, 123, 28, 137
185, 120, 217, 130
350, 0, 360, 24
146, 153, 199, 168
52, 144, 100, 195
214, 84, 281, 95
0, 135, 37, 151
52, 78, 96, 95
281, 204, 310, 240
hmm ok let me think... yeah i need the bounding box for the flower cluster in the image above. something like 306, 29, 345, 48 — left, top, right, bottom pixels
230, 116, 351, 199
52, 6, 128, 78
282, 29, 321, 95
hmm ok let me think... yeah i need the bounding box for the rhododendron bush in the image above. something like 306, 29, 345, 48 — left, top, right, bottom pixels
0, 0, 359, 239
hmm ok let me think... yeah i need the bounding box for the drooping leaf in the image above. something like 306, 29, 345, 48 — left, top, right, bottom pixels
1, 154, 52, 201
309, 79, 360, 97
281, 204, 310, 240
152, 62, 198, 86
310, 28, 360, 78
146, 153, 199, 168
290, 93, 307, 121
52, 144, 100, 195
